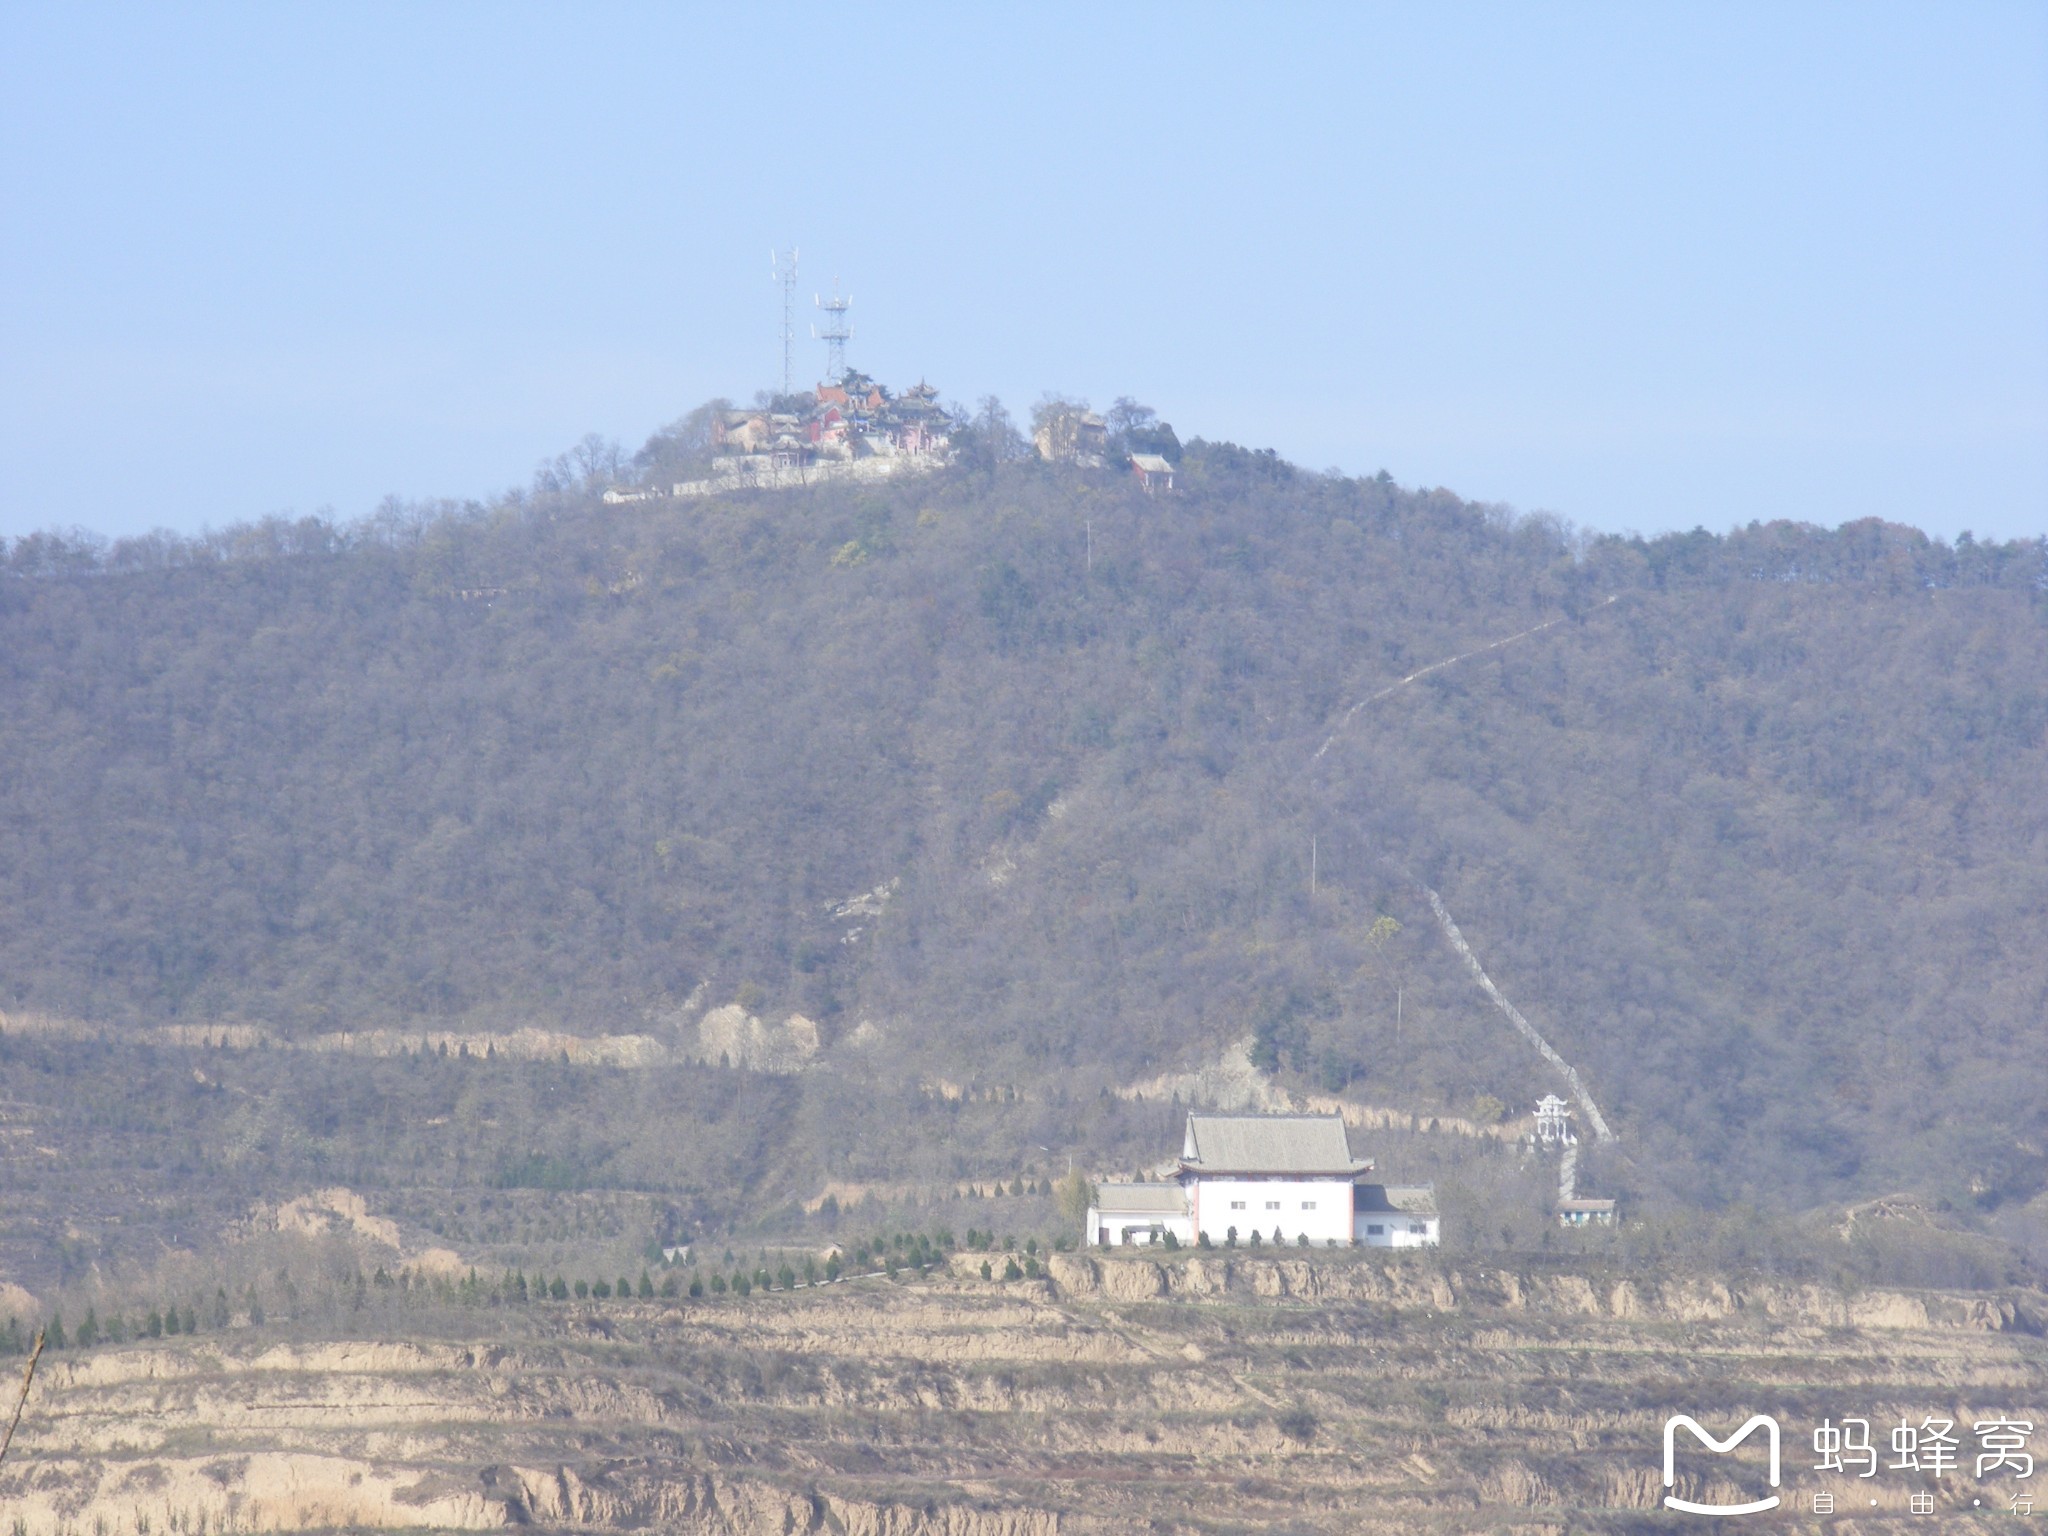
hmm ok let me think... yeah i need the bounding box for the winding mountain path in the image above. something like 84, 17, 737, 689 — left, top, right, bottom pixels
1309, 596, 1618, 763
1426, 886, 1617, 1143
1298, 599, 1623, 1144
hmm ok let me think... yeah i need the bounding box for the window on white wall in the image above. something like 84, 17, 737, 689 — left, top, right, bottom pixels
1367, 1224, 1385, 1236
1229, 1200, 1245, 1211
1265, 1200, 1281, 1210
1300, 1201, 1317, 1210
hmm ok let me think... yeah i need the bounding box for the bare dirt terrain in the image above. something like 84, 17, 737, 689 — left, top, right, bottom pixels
4, 1253, 2043, 1534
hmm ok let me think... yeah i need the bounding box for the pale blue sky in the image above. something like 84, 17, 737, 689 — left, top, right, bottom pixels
3, 3, 2043, 542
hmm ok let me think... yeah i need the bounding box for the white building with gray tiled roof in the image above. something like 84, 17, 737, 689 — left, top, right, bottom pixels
1086, 1112, 1437, 1250
1352, 1182, 1441, 1248
1083, 1180, 1194, 1248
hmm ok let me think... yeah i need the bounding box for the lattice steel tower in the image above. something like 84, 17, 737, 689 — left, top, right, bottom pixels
770, 248, 799, 398
813, 281, 852, 383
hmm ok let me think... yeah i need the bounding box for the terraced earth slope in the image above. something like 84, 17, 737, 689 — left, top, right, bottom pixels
5, 1253, 2044, 1534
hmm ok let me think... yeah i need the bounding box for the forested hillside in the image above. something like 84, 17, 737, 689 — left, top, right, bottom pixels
3, 443, 2044, 1249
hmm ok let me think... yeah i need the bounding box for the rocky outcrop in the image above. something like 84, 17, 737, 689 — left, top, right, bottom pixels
1045, 1255, 1166, 1301
1114, 1036, 1290, 1113
5, 1452, 510, 1533
1047, 1253, 2039, 1332
0, 1278, 39, 1319
693, 1005, 821, 1073
1114, 1039, 1518, 1143
0, 1009, 674, 1067
270, 1186, 402, 1247
307, 1025, 671, 1067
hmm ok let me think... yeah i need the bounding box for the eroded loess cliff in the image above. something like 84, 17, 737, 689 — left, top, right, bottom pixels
3, 1258, 2043, 1534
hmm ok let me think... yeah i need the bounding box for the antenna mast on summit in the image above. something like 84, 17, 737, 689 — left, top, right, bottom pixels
771, 248, 799, 398
813, 281, 852, 383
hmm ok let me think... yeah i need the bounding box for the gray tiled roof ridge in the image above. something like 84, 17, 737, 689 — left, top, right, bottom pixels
1181, 1111, 1371, 1174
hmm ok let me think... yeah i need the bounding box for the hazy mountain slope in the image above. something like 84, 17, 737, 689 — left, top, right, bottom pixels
1, 450, 2043, 1225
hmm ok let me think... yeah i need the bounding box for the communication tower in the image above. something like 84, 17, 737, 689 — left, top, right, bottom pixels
770, 247, 799, 399
813, 281, 852, 383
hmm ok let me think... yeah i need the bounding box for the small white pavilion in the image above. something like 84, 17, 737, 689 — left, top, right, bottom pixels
1534, 1094, 1576, 1146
